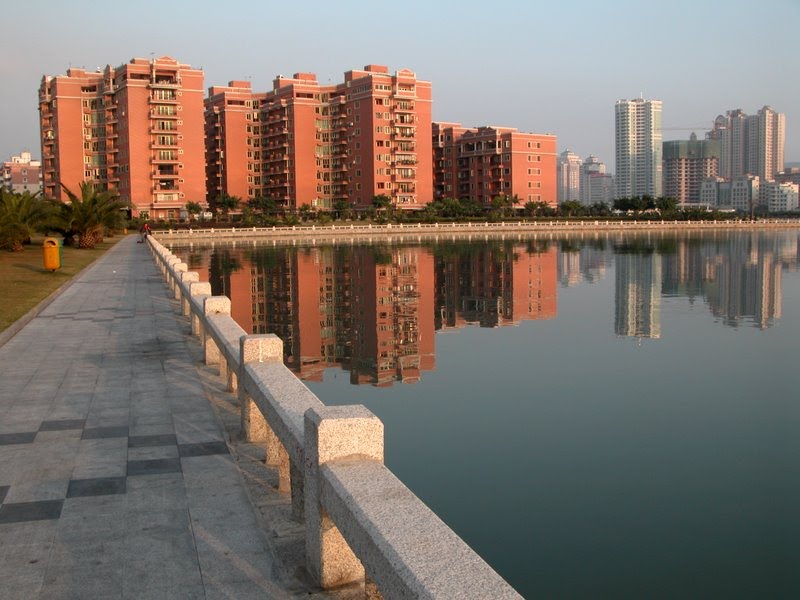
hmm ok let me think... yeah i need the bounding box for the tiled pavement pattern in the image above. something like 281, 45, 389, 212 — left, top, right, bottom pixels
0, 237, 354, 599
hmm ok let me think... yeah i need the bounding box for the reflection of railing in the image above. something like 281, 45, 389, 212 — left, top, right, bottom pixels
157, 219, 800, 242
146, 236, 521, 599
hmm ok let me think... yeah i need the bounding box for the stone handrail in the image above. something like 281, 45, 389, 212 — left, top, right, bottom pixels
154, 218, 800, 242
145, 236, 522, 599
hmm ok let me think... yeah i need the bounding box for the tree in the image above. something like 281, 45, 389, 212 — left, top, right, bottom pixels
215, 194, 240, 222
248, 195, 277, 216
656, 197, 678, 213
59, 182, 126, 249
185, 201, 202, 221
489, 194, 515, 220
372, 194, 392, 213
559, 200, 584, 217
298, 203, 315, 222
0, 190, 58, 252
333, 198, 353, 220
524, 201, 555, 218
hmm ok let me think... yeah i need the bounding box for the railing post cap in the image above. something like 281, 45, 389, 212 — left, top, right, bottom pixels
189, 281, 212, 296
305, 404, 384, 463
174, 262, 188, 273
204, 295, 231, 315
240, 333, 283, 363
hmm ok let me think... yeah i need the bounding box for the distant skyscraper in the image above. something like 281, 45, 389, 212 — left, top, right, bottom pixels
580, 155, 612, 205
662, 133, 719, 205
557, 150, 582, 203
755, 106, 785, 182
710, 106, 785, 182
614, 98, 663, 199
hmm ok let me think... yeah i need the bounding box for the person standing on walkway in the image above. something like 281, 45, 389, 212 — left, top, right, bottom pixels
138, 222, 151, 243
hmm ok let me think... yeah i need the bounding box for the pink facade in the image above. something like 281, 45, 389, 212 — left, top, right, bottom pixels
433, 123, 557, 208
205, 65, 433, 213
39, 57, 206, 219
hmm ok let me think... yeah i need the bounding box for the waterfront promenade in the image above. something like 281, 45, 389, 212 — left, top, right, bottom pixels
0, 236, 356, 599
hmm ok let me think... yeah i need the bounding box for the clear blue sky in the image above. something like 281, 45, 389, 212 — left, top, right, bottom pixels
2, 0, 798, 172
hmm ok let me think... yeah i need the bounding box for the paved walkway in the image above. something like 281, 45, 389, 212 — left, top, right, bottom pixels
0, 237, 353, 599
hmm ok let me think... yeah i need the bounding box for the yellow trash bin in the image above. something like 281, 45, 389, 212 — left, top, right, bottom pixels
43, 237, 61, 272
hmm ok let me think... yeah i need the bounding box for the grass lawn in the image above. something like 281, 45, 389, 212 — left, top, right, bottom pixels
0, 234, 126, 334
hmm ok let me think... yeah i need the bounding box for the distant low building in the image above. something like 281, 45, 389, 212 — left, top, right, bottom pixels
762, 181, 799, 213
2, 151, 42, 194
775, 167, 800, 186
700, 175, 760, 212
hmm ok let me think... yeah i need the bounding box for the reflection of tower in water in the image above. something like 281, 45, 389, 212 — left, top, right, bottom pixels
349, 246, 435, 386
615, 252, 662, 339
705, 233, 783, 329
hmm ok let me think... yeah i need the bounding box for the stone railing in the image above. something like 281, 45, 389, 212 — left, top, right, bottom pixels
155, 218, 800, 242
146, 236, 522, 599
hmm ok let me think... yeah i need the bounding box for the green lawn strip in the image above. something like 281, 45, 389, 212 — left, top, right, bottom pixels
0, 235, 125, 333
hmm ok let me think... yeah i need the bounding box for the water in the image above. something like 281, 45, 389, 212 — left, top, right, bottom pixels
171, 230, 800, 598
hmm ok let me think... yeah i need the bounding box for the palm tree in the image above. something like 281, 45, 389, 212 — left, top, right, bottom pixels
59, 182, 126, 249
0, 189, 58, 252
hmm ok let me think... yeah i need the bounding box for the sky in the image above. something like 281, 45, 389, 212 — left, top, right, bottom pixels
2, 0, 798, 172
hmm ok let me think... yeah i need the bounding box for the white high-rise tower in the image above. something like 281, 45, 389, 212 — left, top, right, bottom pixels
557, 150, 582, 202
614, 98, 662, 199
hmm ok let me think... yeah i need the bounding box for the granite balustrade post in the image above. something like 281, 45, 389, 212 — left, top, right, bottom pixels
202, 296, 229, 368
189, 282, 211, 336
239, 334, 291, 493
179, 272, 199, 315
304, 405, 384, 589
172, 263, 187, 299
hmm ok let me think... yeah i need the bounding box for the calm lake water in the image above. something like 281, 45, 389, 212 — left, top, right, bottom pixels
170, 229, 800, 599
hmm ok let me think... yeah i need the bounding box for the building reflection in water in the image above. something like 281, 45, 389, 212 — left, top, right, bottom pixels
185, 241, 557, 386
175, 231, 797, 381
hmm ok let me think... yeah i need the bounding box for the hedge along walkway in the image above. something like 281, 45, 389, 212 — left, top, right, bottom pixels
0, 235, 125, 344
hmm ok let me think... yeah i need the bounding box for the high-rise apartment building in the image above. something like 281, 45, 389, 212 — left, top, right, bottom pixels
557, 150, 582, 203
432, 123, 557, 207
205, 65, 432, 212
710, 106, 785, 182
205, 80, 267, 203
39, 57, 206, 218
662, 133, 719, 205
614, 98, 663, 199
2, 151, 42, 194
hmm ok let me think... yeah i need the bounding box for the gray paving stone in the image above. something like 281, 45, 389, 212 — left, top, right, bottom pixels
0, 500, 63, 524
0, 238, 340, 599
66, 476, 126, 498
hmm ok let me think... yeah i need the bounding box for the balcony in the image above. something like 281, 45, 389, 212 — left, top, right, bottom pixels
154, 192, 181, 203
150, 110, 179, 118
149, 78, 180, 89
393, 128, 415, 139
149, 95, 178, 104
152, 155, 179, 164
